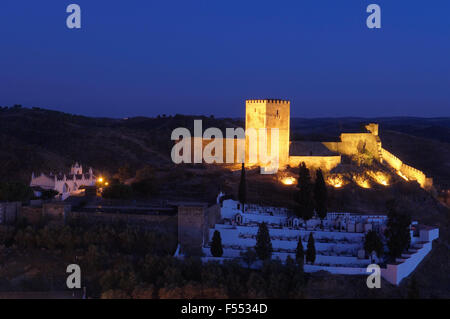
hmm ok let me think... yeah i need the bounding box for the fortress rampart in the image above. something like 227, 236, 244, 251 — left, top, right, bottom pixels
321, 123, 432, 189
172, 100, 433, 190
381, 148, 433, 189
289, 155, 341, 171
322, 133, 381, 161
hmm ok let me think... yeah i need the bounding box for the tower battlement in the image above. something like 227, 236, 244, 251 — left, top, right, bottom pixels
246, 99, 290, 105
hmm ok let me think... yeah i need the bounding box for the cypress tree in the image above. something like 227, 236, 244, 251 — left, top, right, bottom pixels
364, 230, 383, 258
314, 169, 327, 220
210, 230, 223, 257
296, 162, 314, 220
238, 163, 247, 213
255, 222, 272, 260
295, 235, 304, 264
385, 201, 411, 259
306, 232, 316, 264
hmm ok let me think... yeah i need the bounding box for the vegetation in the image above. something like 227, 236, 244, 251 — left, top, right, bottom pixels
364, 230, 383, 258
240, 247, 257, 269
255, 222, 272, 261
102, 183, 134, 200
210, 230, 223, 257
296, 162, 314, 220
131, 165, 158, 198
295, 236, 304, 264
314, 169, 327, 220
306, 233, 316, 264
0, 219, 306, 299
0, 182, 34, 202
102, 165, 158, 199
385, 201, 411, 259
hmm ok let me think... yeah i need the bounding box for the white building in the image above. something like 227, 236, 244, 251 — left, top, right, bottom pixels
30, 163, 96, 199
201, 194, 439, 286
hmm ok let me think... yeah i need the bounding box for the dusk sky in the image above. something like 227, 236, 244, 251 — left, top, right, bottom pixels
0, 0, 449, 118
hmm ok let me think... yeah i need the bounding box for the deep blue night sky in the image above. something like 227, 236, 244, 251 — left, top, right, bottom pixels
0, 0, 449, 118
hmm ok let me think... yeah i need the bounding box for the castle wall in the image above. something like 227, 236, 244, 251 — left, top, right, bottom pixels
380, 148, 403, 170
340, 133, 380, 158
365, 123, 379, 136
323, 133, 381, 161
322, 125, 432, 190
380, 148, 432, 189
68, 211, 173, 225
289, 155, 341, 171
177, 137, 245, 164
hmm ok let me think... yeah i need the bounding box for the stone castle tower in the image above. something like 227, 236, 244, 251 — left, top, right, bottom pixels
245, 99, 290, 167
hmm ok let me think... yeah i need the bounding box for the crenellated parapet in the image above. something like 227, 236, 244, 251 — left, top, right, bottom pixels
246, 99, 290, 105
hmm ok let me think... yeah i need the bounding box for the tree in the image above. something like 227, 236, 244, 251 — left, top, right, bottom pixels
255, 222, 272, 260
364, 230, 383, 258
210, 230, 223, 257
295, 235, 304, 264
296, 162, 314, 220
131, 179, 156, 198
384, 201, 411, 259
102, 183, 133, 200
306, 233, 316, 264
314, 169, 327, 220
131, 165, 157, 197
238, 163, 247, 212
0, 182, 34, 202
240, 247, 257, 269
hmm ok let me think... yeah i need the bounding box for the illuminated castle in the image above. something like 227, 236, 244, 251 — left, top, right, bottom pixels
243, 99, 432, 189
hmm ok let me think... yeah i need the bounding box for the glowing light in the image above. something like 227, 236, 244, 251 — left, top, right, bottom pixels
353, 175, 371, 189
281, 177, 296, 185
104, 182, 109, 186
367, 171, 390, 186
327, 175, 346, 188
397, 170, 409, 181
97, 177, 104, 183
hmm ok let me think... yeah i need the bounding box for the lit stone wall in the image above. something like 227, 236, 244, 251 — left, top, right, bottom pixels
332, 133, 381, 159
320, 124, 432, 190
380, 148, 403, 170
381, 148, 432, 189
289, 155, 341, 171
174, 137, 245, 164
